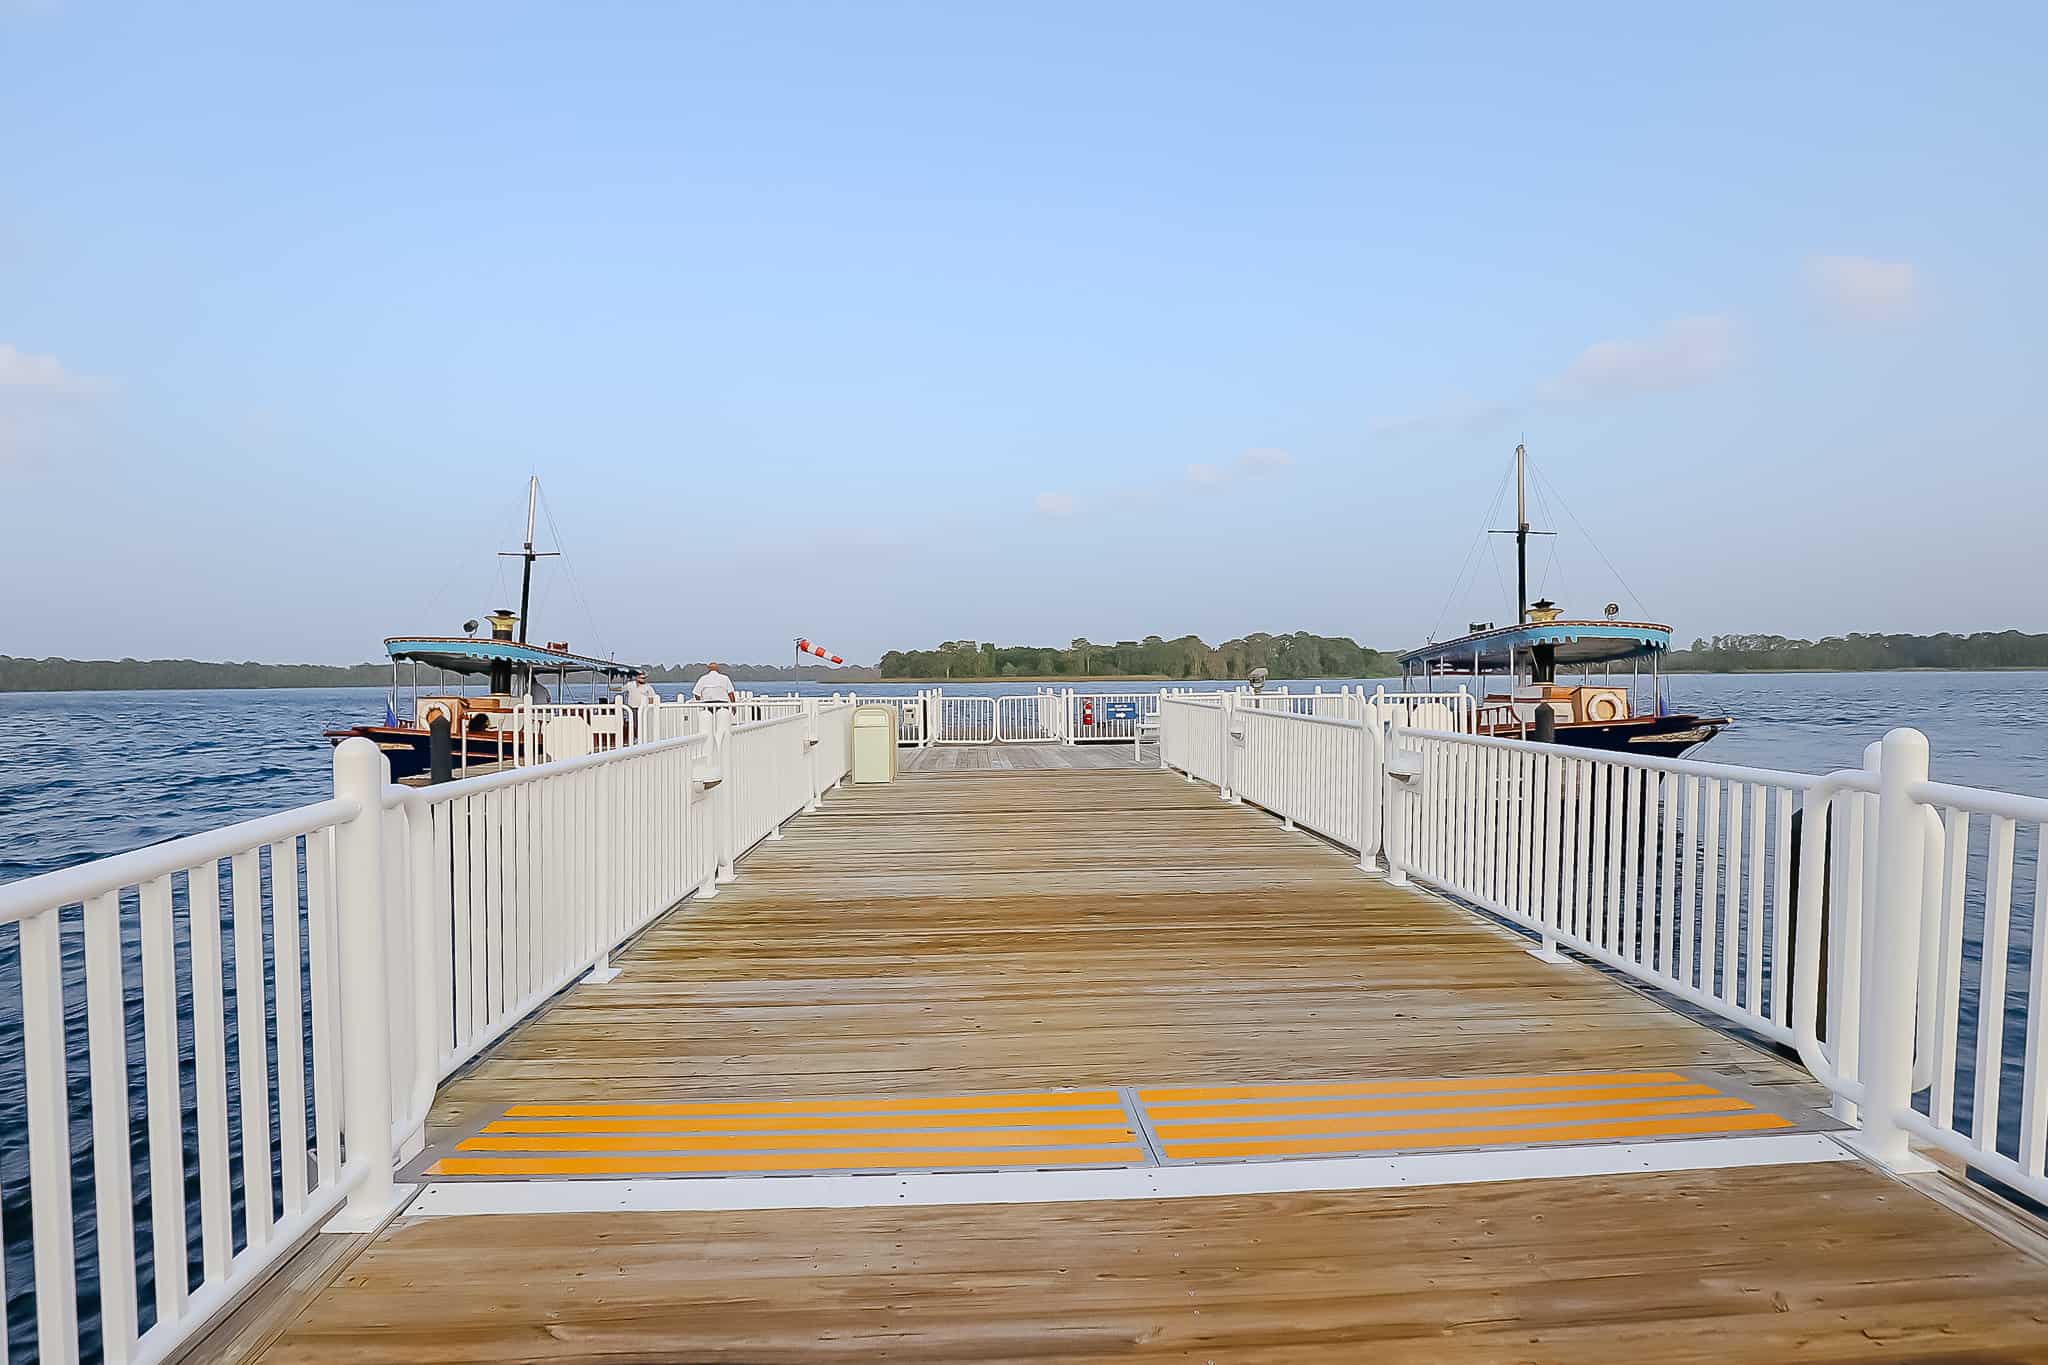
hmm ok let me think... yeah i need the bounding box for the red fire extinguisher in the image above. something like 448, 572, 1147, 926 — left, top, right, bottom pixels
1081, 699, 1095, 726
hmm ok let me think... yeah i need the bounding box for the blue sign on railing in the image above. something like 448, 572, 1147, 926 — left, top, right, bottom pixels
1104, 701, 1140, 721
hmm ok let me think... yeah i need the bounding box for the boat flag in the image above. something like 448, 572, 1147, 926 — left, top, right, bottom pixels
795, 638, 845, 666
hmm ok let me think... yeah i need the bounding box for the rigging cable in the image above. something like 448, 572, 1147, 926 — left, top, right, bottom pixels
1527, 456, 1650, 617
1425, 459, 1515, 643
535, 483, 615, 662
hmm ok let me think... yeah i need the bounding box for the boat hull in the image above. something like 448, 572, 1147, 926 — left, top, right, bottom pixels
322, 726, 519, 780
1544, 714, 1728, 760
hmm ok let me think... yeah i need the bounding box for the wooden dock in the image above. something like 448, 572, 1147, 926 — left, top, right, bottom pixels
224, 765, 2048, 1362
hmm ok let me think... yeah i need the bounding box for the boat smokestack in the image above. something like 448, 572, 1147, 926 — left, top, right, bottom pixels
486, 609, 518, 694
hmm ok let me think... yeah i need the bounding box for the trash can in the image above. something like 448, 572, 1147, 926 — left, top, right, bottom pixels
852, 704, 899, 783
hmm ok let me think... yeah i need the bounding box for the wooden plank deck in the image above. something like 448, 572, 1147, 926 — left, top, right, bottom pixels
901, 741, 1146, 770
244, 767, 2048, 1363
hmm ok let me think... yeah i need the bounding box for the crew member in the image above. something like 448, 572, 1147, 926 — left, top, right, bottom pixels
691, 662, 736, 712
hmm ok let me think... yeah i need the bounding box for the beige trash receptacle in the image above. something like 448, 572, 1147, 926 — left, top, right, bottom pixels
852, 704, 899, 783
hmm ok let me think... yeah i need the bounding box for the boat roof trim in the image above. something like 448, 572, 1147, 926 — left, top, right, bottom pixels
384, 636, 639, 677
1398, 619, 1674, 670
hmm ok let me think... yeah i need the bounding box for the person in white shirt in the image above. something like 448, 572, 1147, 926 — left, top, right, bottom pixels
623, 671, 661, 709
691, 663, 735, 706
621, 671, 661, 739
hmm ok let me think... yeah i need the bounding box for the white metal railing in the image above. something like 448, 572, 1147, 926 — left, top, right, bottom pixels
1159, 695, 1227, 786
0, 699, 853, 1364
0, 801, 364, 1365
1385, 727, 1823, 1047
1224, 705, 1382, 864
933, 695, 997, 744
1784, 736, 2048, 1204
1166, 696, 2048, 1213
510, 701, 631, 766
1363, 685, 1473, 734
995, 692, 1066, 743
1066, 691, 1161, 743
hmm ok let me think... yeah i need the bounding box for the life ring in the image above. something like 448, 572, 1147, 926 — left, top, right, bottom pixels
1586, 694, 1623, 722
421, 702, 456, 729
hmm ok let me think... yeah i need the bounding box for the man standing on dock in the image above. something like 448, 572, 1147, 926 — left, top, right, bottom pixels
691, 662, 735, 707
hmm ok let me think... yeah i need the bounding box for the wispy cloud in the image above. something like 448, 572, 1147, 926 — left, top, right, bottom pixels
1552, 315, 1737, 397
1809, 254, 1919, 323
1184, 462, 1227, 486
1240, 447, 1294, 473
0, 343, 107, 395
1034, 491, 1077, 518
1369, 395, 1514, 438
1372, 314, 1736, 437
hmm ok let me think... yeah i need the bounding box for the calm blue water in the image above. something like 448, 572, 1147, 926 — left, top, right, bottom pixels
1, 673, 2045, 1357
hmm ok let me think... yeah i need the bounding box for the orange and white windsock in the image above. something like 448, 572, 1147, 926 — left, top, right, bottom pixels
795, 637, 845, 666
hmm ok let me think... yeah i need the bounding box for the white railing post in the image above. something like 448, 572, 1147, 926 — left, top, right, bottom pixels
1530, 750, 1566, 962
1384, 732, 1410, 887
1356, 716, 1382, 872
403, 796, 439, 1156
329, 738, 410, 1231
1848, 727, 1935, 1171
1219, 691, 1238, 803
716, 708, 737, 883
805, 698, 823, 809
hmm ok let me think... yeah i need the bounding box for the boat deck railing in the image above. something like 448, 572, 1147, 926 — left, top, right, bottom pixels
4, 685, 2047, 1360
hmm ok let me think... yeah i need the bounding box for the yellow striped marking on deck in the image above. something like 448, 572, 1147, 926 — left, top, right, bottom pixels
1146, 1081, 1723, 1120
432, 1146, 1147, 1177
1138, 1071, 1692, 1104
501, 1090, 1120, 1119
479, 1107, 1131, 1135
1151, 1096, 1753, 1141
457, 1126, 1139, 1154
425, 1073, 1803, 1181
1161, 1111, 1795, 1160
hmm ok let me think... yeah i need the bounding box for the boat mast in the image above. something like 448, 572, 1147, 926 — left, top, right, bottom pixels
1515, 442, 1528, 626
518, 476, 538, 643
500, 476, 558, 646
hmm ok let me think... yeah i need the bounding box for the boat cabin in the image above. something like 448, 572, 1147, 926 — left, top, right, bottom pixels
1398, 601, 1726, 757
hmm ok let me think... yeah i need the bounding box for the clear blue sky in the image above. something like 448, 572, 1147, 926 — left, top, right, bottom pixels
4, 3, 2042, 665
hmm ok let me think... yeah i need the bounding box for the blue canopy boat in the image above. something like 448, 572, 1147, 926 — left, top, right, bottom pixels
323, 479, 642, 778
1397, 445, 1729, 759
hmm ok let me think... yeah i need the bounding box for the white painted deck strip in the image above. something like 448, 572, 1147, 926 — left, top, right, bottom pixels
405, 1132, 1854, 1218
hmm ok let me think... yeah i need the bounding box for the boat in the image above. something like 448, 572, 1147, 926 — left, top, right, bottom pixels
1397, 444, 1729, 759
323, 478, 640, 778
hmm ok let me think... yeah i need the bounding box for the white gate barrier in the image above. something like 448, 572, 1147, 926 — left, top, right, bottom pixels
995, 692, 1065, 742
934, 695, 998, 744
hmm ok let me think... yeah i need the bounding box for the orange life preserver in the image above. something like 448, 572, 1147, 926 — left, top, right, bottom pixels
1586, 693, 1623, 722
421, 701, 456, 729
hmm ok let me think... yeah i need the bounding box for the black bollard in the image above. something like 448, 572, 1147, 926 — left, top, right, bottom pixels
1533, 702, 1556, 745
429, 714, 454, 785
1786, 807, 1830, 1041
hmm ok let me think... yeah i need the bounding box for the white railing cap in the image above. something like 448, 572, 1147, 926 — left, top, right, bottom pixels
0, 797, 357, 924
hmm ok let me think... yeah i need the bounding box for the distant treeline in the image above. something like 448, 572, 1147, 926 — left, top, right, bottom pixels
1667, 632, 2048, 672
13, 629, 2048, 692
0, 655, 876, 692
878, 633, 1401, 680
642, 663, 882, 683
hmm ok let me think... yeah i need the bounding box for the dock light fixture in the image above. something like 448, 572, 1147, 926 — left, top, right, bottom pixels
1248, 668, 1269, 693
463, 619, 480, 638
1605, 602, 1621, 619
